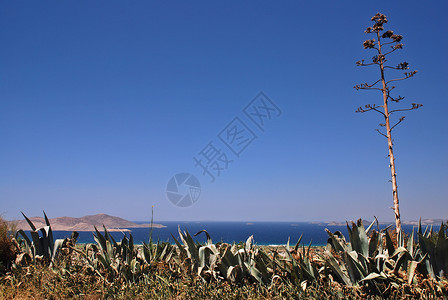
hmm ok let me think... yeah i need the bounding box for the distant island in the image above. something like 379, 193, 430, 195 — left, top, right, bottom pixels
325, 219, 447, 227
12, 213, 165, 232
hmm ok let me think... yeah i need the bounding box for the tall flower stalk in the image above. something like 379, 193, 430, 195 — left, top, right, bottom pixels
354, 13, 422, 234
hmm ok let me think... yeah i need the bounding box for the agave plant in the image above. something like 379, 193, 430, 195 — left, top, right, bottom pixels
171, 227, 219, 279
323, 218, 426, 292
280, 235, 320, 289
417, 221, 448, 280
15, 211, 67, 265
142, 205, 174, 265
92, 226, 146, 282
171, 226, 275, 284
141, 240, 174, 266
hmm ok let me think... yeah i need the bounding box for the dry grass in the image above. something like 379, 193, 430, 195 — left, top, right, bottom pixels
1, 264, 446, 299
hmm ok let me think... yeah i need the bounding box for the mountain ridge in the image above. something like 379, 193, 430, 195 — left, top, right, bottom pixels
11, 213, 165, 232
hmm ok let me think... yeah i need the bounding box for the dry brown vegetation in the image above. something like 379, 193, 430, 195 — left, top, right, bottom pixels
0, 217, 16, 275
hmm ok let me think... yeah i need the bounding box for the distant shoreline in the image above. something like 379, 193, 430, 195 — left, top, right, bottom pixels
10, 213, 166, 232
10, 214, 445, 233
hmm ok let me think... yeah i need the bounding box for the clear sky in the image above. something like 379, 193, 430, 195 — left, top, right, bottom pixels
1, 1, 447, 223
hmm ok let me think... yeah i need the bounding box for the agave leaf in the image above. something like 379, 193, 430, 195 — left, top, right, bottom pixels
97, 253, 111, 270
385, 230, 395, 257
369, 230, 379, 257
159, 243, 169, 261
142, 243, 150, 262
51, 238, 65, 264
93, 226, 107, 251
297, 249, 316, 281
360, 272, 386, 282
399, 229, 406, 248
418, 232, 436, 277
435, 223, 448, 277
29, 230, 41, 256
171, 233, 187, 258
16, 229, 32, 249
324, 250, 352, 286
106, 240, 114, 260
198, 246, 207, 269
42, 211, 54, 253
129, 233, 134, 253
102, 225, 117, 248
245, 235, 254, 252
121, 237, 129, 263
418, 219, 422, 234
254, 254, 271, 283
294, 234, 303, 253
347, 219, 369, 257
325, 229, 346, 252
194, 230, 212, 246
365, 218, 377, 234
244, 261, 265, 284
164, 245, 174, 262
21, 212, 36, 231
422, 254, 435, 278
391, 246, 409, 258
130, 258, 138, 273
226, 265, 242, 283
43, 211, 51, 227
407, 260, 419, 285
259, 249, 276, 271
221, 245, 239, 267
178, 226, 199, 262
407, 228, 415, 255
284, 248, 300, 284
393, 250, 412, 273
377, 230, 383, 253
306, 240, 312, 258
39, 226, 51, 258
344, 251, 366, 283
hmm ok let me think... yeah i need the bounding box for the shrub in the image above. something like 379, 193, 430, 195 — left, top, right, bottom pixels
0, 216, 16, 274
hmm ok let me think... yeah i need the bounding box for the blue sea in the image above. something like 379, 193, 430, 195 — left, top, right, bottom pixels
49, 222, 418, 246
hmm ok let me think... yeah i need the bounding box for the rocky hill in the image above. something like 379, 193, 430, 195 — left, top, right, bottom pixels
12, 213, 165, 232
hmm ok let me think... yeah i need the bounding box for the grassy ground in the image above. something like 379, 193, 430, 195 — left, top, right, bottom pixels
1, 264, 430, 300
1, 255, 446, 299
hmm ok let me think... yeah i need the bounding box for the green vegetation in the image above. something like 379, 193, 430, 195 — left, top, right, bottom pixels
0, 213, 447, 299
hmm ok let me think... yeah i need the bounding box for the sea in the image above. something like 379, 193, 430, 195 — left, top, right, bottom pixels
48, 222, 419, 247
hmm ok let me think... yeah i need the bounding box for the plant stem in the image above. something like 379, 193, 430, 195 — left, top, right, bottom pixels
377, 31, 402, 234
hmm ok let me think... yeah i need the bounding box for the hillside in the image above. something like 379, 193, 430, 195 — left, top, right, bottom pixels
12, 214, 165, 232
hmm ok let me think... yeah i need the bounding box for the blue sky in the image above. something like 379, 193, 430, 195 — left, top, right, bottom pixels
1, 1, 447, 222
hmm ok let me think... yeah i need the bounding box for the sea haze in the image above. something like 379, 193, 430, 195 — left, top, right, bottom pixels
49, 222, 418, 246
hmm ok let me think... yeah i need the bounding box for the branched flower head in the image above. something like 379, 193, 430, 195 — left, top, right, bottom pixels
370, 13, 388, 32
391, 34, 403, 42
363, 39, 376, 49
404, 70, 418, 78
393, 43, 403, 50
371, 13, 388, 24
372, 23, 384, 31
382, 30, 394, 38
397, 62, 409, 70
372, 54, 385, 63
